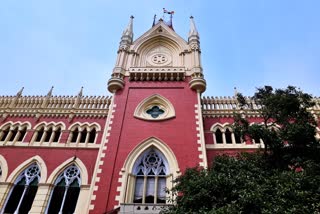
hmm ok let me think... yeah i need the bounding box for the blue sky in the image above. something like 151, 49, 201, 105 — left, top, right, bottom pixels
0, 0, 319, 97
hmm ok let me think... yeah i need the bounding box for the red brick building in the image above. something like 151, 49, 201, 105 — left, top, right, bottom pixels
0, 16, 319, 214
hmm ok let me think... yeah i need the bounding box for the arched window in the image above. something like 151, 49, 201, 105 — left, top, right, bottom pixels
88, 128, 96, 143
3, 163, 40, 214
46, 165, 81, 214
70, 128, 79, 143
215, 128, 223, 144
132, 149, 168, 204
44, 127, 53, 142
9, 127, 18, 142
35, 127, 45, 142
53, 127, 61, 143
225, 128, 232, 144
80, 129, 87, 143
68, 125, 98, 144
0, 126, 10, 141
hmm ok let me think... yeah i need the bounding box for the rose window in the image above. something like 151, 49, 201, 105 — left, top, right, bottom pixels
151, 54, 168, 64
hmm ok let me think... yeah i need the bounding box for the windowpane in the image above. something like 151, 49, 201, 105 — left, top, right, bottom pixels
157, 177, 166, 203
134, 177, 144, 203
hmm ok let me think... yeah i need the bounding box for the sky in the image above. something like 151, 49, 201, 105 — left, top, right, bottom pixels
0, 0, 319, 97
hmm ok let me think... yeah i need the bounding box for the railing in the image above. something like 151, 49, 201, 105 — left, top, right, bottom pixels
0, 95, 112, 118
201, 96, 320, 117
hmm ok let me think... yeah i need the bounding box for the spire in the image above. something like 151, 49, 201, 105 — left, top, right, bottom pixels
234, 87, 238, 97
152, 14, 157, 27
16, 87, 24, 97
78, 86, 84, 97
47, 86, 54, 97
189, 16, 199, 38
121, 15, 134, 44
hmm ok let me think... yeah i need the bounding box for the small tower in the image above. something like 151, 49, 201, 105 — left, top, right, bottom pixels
188, 16, 206, 93
108, 16, 134, 93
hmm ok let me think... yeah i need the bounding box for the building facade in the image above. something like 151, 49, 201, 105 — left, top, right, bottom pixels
0, 16, 319, 214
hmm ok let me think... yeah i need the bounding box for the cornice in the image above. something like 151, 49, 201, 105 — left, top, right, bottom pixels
201, 96, 320, 118
0, 95, 112, 120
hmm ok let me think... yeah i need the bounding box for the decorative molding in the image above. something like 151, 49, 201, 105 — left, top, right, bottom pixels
89, 97, 116, 211
128, 67, 185, 81
0, 95, 111, 118
201, 96, 320, 118
115, 137, 180, 206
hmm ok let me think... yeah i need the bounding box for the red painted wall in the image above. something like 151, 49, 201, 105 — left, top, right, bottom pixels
0, 116, 106, 183
91, 78, 202, 213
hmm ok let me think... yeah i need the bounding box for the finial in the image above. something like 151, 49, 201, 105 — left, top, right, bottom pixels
122, 15, 134, 40
152, 14, 157, 27
189, 15, 199, 38
234, 87, 238, 97
78, 86, 84, 97
130, 15, 134, 19
47, 86, 54, 97
16, 87, 24, 97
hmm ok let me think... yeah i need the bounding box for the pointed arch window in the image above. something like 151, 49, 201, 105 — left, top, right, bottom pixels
68, 125, 98, 144
0, 126, 10, 141
0, 124, 28, 143
3, 163, 40, 214
132, 149, 168, 204
215, 128, 223, 144
46, 165, 81, 214
225, 128, 232, 144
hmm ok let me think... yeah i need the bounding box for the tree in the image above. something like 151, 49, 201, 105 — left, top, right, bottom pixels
163, 153, 320, 214
234, 86, 319, 167
163, 86, 320, 214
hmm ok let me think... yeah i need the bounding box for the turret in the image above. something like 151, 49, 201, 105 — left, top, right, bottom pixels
188, 16, 206, 93
108, 16, 134, 93
120, 15, 134, 49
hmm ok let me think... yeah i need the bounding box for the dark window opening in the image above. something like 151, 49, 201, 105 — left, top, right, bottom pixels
71, 128, 79, 143
17, 127, 27, 141
88, 128, 96, 143
0, 127, 9, 141
9, 127, 18, 141
45, 127, 53, 142
53, 128, 61, 143
80, 129, 87, 143
215, 129, 223, 144
35, 127, 44, 142
225, 128, 232, 144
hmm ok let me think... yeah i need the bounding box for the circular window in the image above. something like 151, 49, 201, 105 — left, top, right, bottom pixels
147, 52, 172, 66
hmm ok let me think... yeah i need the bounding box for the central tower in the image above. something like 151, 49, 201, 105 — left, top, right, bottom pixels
90, 15, 208, 213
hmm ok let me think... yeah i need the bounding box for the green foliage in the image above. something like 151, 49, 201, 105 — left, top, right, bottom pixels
163, 86, 320, 214
163, 153, 320, 214
234, 86, 319, 166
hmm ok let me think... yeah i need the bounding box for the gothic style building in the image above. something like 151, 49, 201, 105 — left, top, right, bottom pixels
0, 16, 319, 214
